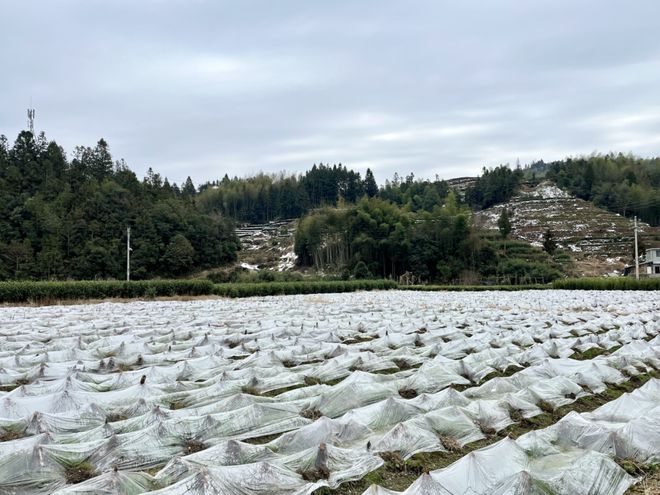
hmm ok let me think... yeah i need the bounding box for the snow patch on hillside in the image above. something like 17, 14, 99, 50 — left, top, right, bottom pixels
474, 180, 660, 276
236, 220, 298, 271
518, 182, 571, 200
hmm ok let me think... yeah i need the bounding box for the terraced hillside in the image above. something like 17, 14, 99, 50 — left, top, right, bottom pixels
475, 181, 660, 276
0, 291, 657, 494
235, 220, 298, 271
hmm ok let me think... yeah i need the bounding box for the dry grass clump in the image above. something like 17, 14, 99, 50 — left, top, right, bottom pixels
303, 376, 322, 386
398, 388, 418, 399
184, 440, 206, 454
379, 451, 406, 471
299, 443, 330, 481
393, 359, 411, 370
0, 427, 27, 442
438, 435, 461, 452
64, 461, 97, 484
476, 420, 496, 436
537, 400, 555, 414
105, 413, 128, 423
506, 406, 525, 423
241, 385, 261, 396
300, 407, 323, 420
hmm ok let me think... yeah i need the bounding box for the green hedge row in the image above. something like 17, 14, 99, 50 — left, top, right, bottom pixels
552, 277, 660, 290
214, 279, 398, 298
3, 276, 653, 303
0, 280, 215, 303
399, 284, 548, 292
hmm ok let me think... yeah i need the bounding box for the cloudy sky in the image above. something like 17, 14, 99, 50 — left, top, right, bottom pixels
2, 1, 660, 185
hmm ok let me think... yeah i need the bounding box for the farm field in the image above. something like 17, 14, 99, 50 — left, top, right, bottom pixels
0, 290, 658, 494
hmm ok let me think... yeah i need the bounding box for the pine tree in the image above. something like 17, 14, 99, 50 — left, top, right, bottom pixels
364, 168, 378, 198
182, 176, 196, 197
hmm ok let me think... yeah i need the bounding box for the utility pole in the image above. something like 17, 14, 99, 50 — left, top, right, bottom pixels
634, 216, 639, 281
126, 227, 131, 282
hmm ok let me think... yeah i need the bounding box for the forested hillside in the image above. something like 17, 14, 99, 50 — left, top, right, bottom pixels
545, 153, 660, 226
2, 126, 659, 282
0, 131, 239, 280
196, 164, 378, 223
195, 164, 523, 223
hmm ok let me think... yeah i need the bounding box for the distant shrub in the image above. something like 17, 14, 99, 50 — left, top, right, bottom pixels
352, 261, 372, 280
497, 259, 562, 284
553, 251, 572, 263
206, 269, 241, 284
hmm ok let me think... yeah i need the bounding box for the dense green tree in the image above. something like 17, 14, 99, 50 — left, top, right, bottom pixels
498, 208, 512, 239
352, 260, 371, 279
162, 234, 195, 275
364, 168, 378, 198
182, 176, 196, 198
465, 165, 523, 209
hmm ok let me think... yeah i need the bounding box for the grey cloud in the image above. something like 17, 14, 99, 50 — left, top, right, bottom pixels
1, 0, 660, 185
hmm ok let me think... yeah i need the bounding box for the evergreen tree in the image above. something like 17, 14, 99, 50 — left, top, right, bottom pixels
90, 139, 113, 180
542, 229, 557, 255
162, 234, 195, 275
364, 168, 378, 198
182, 176, 196, 197
498, 208, 512, 239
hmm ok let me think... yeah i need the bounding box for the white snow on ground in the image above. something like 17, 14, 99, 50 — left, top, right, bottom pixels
278, 251, 298, 271
518, 182, 572, 200
240, 262, 259, 271
0, 291, 657, 494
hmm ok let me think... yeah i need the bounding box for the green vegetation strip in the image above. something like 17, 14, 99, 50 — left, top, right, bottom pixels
315, 371, 659, 495
213, 280, 398, 298
0, 280, 215, 303
552, 277, 660, 290
0, 279, 398, 303
399, 284, 548, 292
2, 276, 657, 303
403, 278, 660, 291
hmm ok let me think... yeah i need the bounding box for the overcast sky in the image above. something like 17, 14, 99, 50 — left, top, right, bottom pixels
2, 1, 660, 185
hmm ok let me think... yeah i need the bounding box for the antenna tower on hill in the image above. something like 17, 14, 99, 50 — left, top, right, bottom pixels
27, 106, 36, 136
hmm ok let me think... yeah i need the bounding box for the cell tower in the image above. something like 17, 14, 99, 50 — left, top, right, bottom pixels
27, 107, 36, 136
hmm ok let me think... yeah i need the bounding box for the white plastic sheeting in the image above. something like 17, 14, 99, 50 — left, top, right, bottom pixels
518, 378, 660, 464
365, 379, 660, 495
0, 290, 657, 494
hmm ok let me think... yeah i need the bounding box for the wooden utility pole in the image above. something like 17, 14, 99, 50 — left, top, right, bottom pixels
126, 227, 131, 282
634, 217, 639, 281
